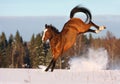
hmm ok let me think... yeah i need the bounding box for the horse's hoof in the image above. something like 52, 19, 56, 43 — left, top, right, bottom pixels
45, 69, 48, 72
51, 70, 54, 72
99, 26, 106, 31
95, 30, 100, 33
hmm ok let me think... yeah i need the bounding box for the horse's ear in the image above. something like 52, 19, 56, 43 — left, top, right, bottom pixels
45, 24, 47, 27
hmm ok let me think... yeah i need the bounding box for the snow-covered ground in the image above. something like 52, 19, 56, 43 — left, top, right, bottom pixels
1, 48, 120, 84
0, 69, 120, 84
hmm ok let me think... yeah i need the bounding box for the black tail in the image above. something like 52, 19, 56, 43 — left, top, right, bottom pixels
70, 5, 92, 23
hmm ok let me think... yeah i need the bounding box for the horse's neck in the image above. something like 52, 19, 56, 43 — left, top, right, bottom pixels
50, 32, 60, 41
49, 33, 60, 48
52, 31, 59, 36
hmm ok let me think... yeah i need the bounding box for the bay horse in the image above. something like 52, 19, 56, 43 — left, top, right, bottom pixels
42, 5, 106, 72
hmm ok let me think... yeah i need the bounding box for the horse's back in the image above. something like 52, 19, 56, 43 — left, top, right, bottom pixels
64, 18, 84, 27
62, 18, 89, 33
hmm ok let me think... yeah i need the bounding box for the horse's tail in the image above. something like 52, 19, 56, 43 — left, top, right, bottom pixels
70, 5, 92, 23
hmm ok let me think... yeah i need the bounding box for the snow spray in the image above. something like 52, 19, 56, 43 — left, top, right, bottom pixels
69, 48, 109, 71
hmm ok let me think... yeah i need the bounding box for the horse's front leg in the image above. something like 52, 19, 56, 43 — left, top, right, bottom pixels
51, 60, 56, 72
45, 58, 54, 72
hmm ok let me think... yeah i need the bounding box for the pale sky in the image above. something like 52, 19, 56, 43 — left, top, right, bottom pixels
0, 0, 120, 16
0, 0, 120, 41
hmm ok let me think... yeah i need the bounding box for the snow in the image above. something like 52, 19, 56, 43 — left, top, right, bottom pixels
0, 69, 120, 84
69, 48, 109, 71
0, 48, 120, 84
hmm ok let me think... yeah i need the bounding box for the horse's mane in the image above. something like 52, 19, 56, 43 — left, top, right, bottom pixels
49, 25, 60, 34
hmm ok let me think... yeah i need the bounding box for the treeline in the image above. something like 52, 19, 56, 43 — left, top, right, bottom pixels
0, 31, 49, 68
0, 30, 120, 69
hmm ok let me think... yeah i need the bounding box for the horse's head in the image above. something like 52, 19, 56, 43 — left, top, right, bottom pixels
42, 24, 60, 43
42, 24, 53, 43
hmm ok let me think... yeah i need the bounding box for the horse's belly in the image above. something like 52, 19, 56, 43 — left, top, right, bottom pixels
63, 37, 76, 52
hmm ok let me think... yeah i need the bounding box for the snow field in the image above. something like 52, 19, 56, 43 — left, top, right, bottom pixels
0, 69, 120, 84
0, 48, 120, 84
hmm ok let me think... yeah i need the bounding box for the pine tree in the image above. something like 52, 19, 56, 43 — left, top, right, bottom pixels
7, 34, 14, 67
0, 32, 8, 48
29, 34, 35, 68
34, 33, 44, 67
0, 32, 8, 67
29, 33, 51, 68
13, 30, 24, 68
15, 30, 22, 44
23, 42, 31, 68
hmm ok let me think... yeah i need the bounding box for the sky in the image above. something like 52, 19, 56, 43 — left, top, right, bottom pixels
0, 0, 120, 16
0, 0, 120, 41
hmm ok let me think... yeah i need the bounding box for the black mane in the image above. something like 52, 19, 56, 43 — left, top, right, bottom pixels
45, 24, 60, 34
51, 25, 60, 33
47, 24, 60, 34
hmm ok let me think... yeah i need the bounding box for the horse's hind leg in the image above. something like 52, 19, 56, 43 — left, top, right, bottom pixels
90, 21, 106, 31
87, 29, 100, 34
45, 58, 54, 72
87, 29, 96, 33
